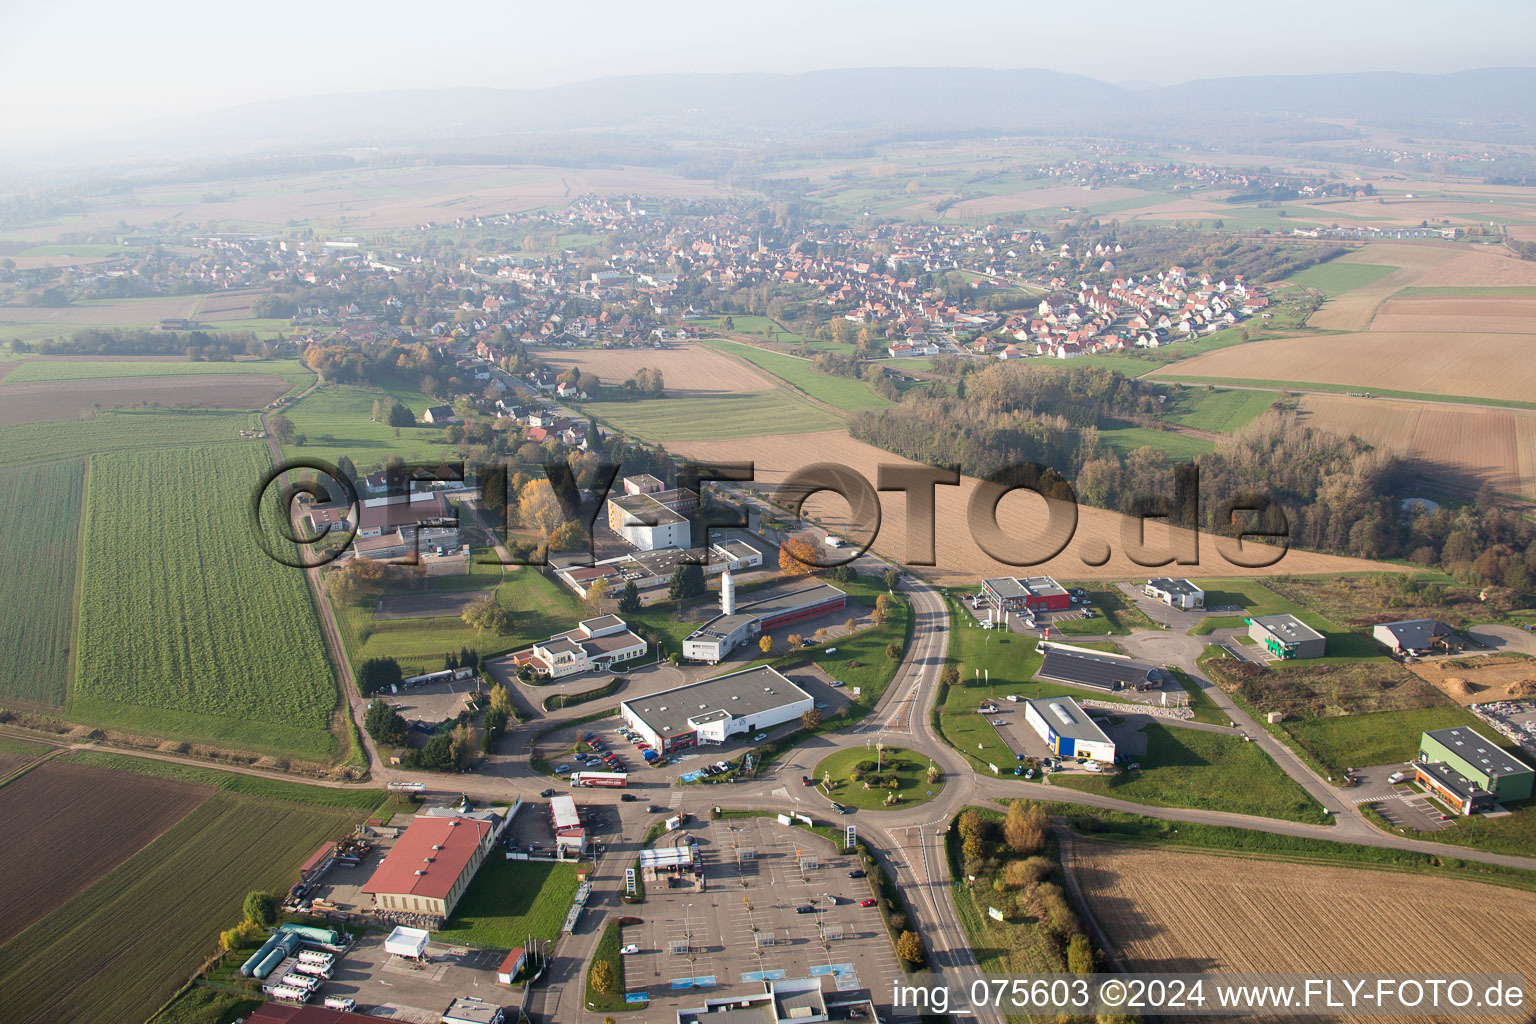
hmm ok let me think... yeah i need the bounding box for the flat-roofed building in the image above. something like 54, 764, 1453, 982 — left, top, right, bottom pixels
1024, 696, 1116, 762
1416, 726, 1533, 813
606, 487, 697, 551
621, 665, 813, 754
682, 582, 846, 664
1144, 578, 1204, 610
1246, 614, 1326, 660
982, 575, 1071, 614
1036, 643, 1163, 693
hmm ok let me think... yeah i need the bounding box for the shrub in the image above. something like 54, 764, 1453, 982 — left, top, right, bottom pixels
243, 890, 277, 927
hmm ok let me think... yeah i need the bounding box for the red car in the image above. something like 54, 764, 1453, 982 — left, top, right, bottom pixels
860, 898, 877, 908
801, 775, 813, 786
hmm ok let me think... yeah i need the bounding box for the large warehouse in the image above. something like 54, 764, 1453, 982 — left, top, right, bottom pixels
1415, 726, 1534, 814
361, 814, 499, 926
1024, 696, 1116, 762
1246, 614, 1327, 660
682, 576, 847, 664
620, 665, 814, 755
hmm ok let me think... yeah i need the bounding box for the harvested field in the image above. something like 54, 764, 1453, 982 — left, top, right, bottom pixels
1072, 842, 1536, 1023
670, 429, 1402, 584
1416, 248, 1536, 288
0, 294, 203, 326
1150, 330, 1536, 404
1408, 655, 1536, 705
194, 289, 262, 321
1295, 394, 1536, 497
1303, 244, 1460, 332
534, 343, 771, 395
373, 590, 483, 620
0, 760, 212, 944
0, 374, 290, 426
1369, 295, 1536, 334
0, 789, 362, 1024
944, 185, 1147, 218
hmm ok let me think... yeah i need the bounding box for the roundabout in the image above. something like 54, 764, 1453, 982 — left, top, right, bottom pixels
812, 744, 946, 811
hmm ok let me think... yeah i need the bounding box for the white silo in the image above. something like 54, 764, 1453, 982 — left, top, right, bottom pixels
721, 569, 736, 615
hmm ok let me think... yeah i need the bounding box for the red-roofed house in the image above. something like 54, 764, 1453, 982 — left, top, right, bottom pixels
361, 815, 496, 925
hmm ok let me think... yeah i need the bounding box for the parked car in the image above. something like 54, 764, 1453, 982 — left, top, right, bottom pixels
1387, 771, 1408, 785
540, 788, 556, 798
647, 804, 666, 813
754, 732, 768, 742
1014, 765, 1025, 776
1082, 760, 1103, 773
860, 898, 878, 908
1025, 769, 1035, 779
620, 944, 639, 955
847, 869, 866, 879
796, 904, 817, 914
621, 793, 637, 802
555, 764, 571, 774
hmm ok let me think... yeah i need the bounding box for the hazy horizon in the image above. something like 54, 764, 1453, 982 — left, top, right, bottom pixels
3, 0, 1534, 145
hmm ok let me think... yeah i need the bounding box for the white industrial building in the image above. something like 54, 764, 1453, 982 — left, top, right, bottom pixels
682, 572, 847, 664
605, 484, 698, 551
1144, 578, 1204, 610
620, 665, 814, 755
1024, 696, 1116, 762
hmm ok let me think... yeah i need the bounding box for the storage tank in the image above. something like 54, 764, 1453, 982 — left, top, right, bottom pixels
721, 570, 735, 616
240, 934, 280, 977
253, 946, 287, 980
279, 923, 343, 946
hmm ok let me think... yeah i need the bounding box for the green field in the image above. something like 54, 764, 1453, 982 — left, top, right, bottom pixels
13, 243, 144, 258
332, 566, 588, 677
1279, 706, 1495, 774
436, 858, 579, 949
1163, 386, 1282, 434
0, 411, 255, 469
1286, 262, 1399, 298
0, 459, 84, 705
0, 790, 362, 1024
814, 745, 943, 810
1097, 425, 1215, 460
699, 338, 892, 410
70, 445, 339, 759
4, 358, 311, 386
577, 390, 842, 443
1151, 375, 1536, 412
279, 380, 451, 468
1050, 722, 1326, 822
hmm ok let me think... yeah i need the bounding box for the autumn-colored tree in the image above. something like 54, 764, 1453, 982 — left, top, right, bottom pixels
591, 959, 615, 994
1003, 800, 1047, 854
1003, 855, 1052, 889
957, 809, 985, 847
875, 593, 892, 616
587, 577, 610, 608
778, 531, 820, 575
489, 683, 513, 714
759, 635, 774, 655
843, 617, 856, 634
813, 627, 829, 643
801, 708, 822, 730
786, 633, 804, 650
896, 930, 924, 965
885, 642, 902, 661
518, 478, 566, 535
1067, 932, 1095, 974
463, 596, 508, 634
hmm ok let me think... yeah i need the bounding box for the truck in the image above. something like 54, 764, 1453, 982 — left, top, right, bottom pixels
281, 972, 321, 990
292, 960, 331, 979
262, 984, 311, 1004
324, 996, 357, 1012
386, 781, 426, 793
570, 771, 628, 788
665, 815, 682, 832
298, 950, 335, 967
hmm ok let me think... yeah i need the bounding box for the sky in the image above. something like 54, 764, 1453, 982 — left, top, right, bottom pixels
2, 0, 1533, 143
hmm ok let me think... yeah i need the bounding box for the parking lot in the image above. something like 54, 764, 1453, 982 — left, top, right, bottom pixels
386, 680, 479, 734
620, 816, 904, 1019
1347, 764, 1455, 832
311, 930, 511, 1024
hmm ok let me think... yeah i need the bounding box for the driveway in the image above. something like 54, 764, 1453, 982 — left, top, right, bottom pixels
1465, 624, 1536, 656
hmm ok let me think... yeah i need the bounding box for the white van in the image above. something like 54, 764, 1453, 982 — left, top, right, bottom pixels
1005, 694, 1022, 703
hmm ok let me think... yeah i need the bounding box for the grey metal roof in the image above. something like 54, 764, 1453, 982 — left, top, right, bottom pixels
1247, 613, 1325, 644
1025, 696, 1114, 745
1147, 577, 1202, 596
1376, 619, 1453, 649
1425, 726, 1534, 779
622, 665, 812, 739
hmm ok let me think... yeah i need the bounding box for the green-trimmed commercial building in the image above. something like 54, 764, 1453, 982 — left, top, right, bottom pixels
1415, 726, 1534, 815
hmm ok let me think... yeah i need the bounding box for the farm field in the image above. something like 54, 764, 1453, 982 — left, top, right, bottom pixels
0, 410, 255, 469
942, 184, 1148, 218
1414, 247, 1536, 288
1050, 722, 1324, 822
577, 390, 842, 443
1302, 244, 1460, 332
57, 749, 390, 809
0, 789, 362, 1024
0, 373, 291, 426
1369, 295, 1536, 334
1163, 385, 1282, 434
672, 429, 1403, 584
435, 858, 579, 949
70, 445, 339, 759
1285, 260, 1397, 297
1072, 841, 1536, 1023
278, 380, 450, 468
0, 459, 84, 705
1295, 393, 1536, 497
533, 342, 771, 395
0, 759, 212, 944
1150, 329, 1536, 405
3, 357, 310, 384
698, 337, 892, 409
